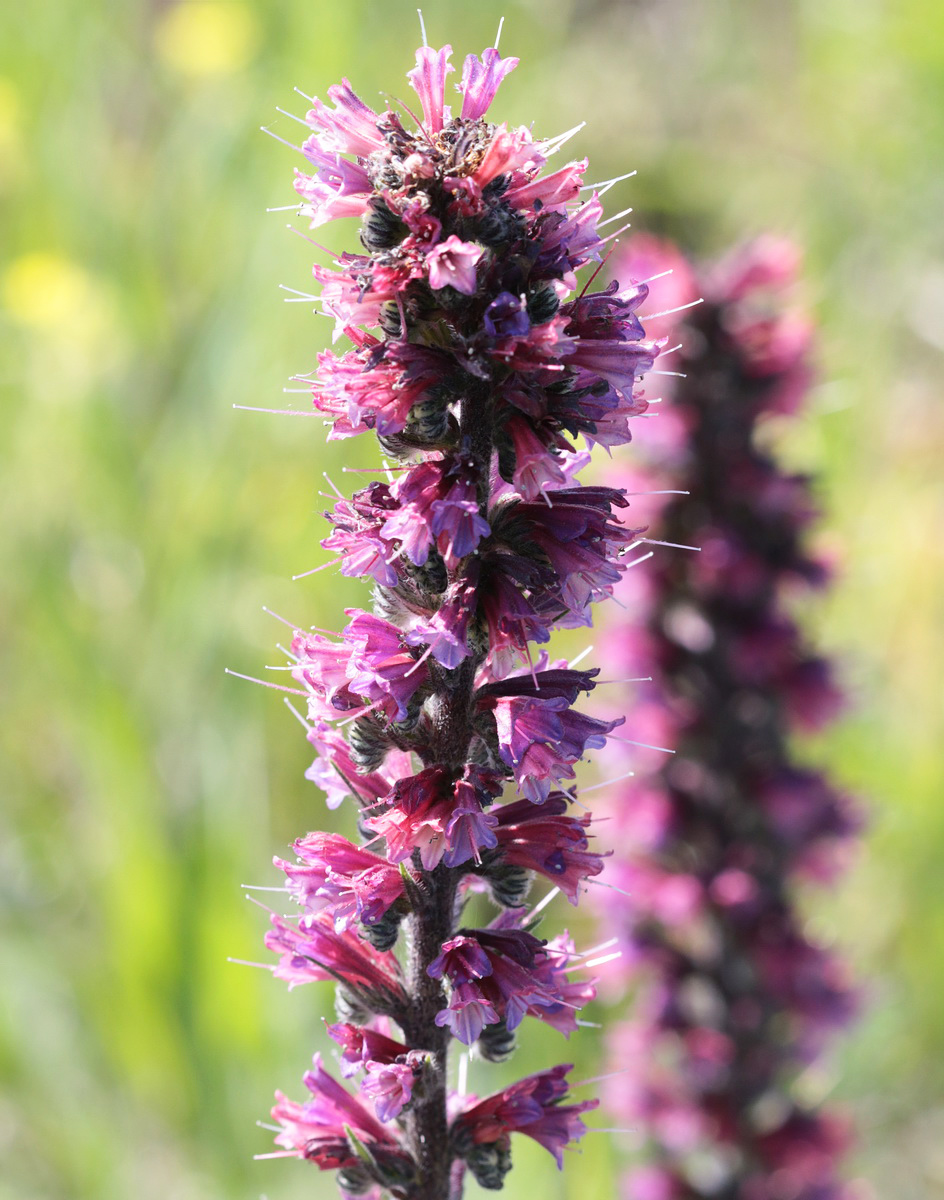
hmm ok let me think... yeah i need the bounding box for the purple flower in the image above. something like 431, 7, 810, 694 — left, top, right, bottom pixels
492, 795, 605, 903
361, 1059, 418, 1123
484, 291, 531, 339
325, 1022, 410, 1078
488, 693, 623, 803
451, 1064, 597, 1170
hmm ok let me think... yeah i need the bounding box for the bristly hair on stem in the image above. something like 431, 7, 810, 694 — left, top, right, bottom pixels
237, 33, 664, 1200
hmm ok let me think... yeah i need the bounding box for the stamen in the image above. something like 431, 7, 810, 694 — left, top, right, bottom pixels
417, 8, 428, 47
224, 668, 308, 696
279, 284, 321, 301
638, 537, 701, 551
597, 205, 634, 230
266, 203, 302, 213
586, 877, 633, 898
541, 122, 586, 157
583, 949, 623, 970
262, 605, 304, 631
292, 558, 341, 581
579, 770, 635, 794
609, 735, 676, 754
457, 1050, 469, 1097
567, 644, 594, 669
227, 956, 275, 971
624, 490, 689, 495
323, 471, 344, 499
600, 222, 633, 246
495, 16, 505, 49
530, 887, 561, 917
275, 106, 310, 128
286, 223, 328, 246
650, 369, 687, 377
260, 126, 302, 153
580, 169, 637, 192
241, 885, 288, 892
573, 936, 619, 958
640, 297, 704, 321
233, 404, 319, 417
283, 698, 312, 732
635, 268, 674, 286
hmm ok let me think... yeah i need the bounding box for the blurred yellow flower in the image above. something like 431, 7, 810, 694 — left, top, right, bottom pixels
2, 252, 100, 329
154, 2, 260, 77
2, 253, 126, 399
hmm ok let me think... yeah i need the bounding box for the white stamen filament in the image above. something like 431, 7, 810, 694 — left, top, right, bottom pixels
292, 558, 341, 581
275, 106, 310, 128
610, 735, 675, 754
233, 404, 318, 417
639, 537, 701, 551
579, 770, 635, 794
283, 698, 312, 732
640, 297, 704, 321
597, 205, 634, 229
260, 126, 302, 153
224, 668, 307, 696
567, 644, 594, 669
530, 887, 561, 917
580, 169, 637, 192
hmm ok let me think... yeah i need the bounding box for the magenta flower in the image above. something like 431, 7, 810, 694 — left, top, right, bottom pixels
452, 1064, 597, 1171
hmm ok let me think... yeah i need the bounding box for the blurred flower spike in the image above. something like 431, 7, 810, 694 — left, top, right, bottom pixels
594, 235, 861, 1200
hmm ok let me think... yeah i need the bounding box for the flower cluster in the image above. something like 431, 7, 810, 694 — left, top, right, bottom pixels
247, 38, 659, 1199
593, 236, 860, 1199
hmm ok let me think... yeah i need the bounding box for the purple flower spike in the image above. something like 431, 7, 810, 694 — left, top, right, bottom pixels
250, 38, 660, 1199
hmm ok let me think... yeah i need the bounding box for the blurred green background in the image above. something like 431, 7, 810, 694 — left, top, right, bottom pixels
1, 0, 942, 1197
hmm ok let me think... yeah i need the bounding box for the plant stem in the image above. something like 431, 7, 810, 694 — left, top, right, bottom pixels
399, 383, 495, 1200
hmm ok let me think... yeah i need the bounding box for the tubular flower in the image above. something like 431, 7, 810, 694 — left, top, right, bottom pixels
592, 237, 860, 1199
242, 34, 661, 1199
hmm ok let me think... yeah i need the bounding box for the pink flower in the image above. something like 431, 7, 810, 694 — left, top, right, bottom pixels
407, 45, 454, 134
458, 47, 519, 120
427, 235, 485, 295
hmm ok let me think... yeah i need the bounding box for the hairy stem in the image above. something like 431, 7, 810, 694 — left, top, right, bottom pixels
398, 383, 495, 1200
